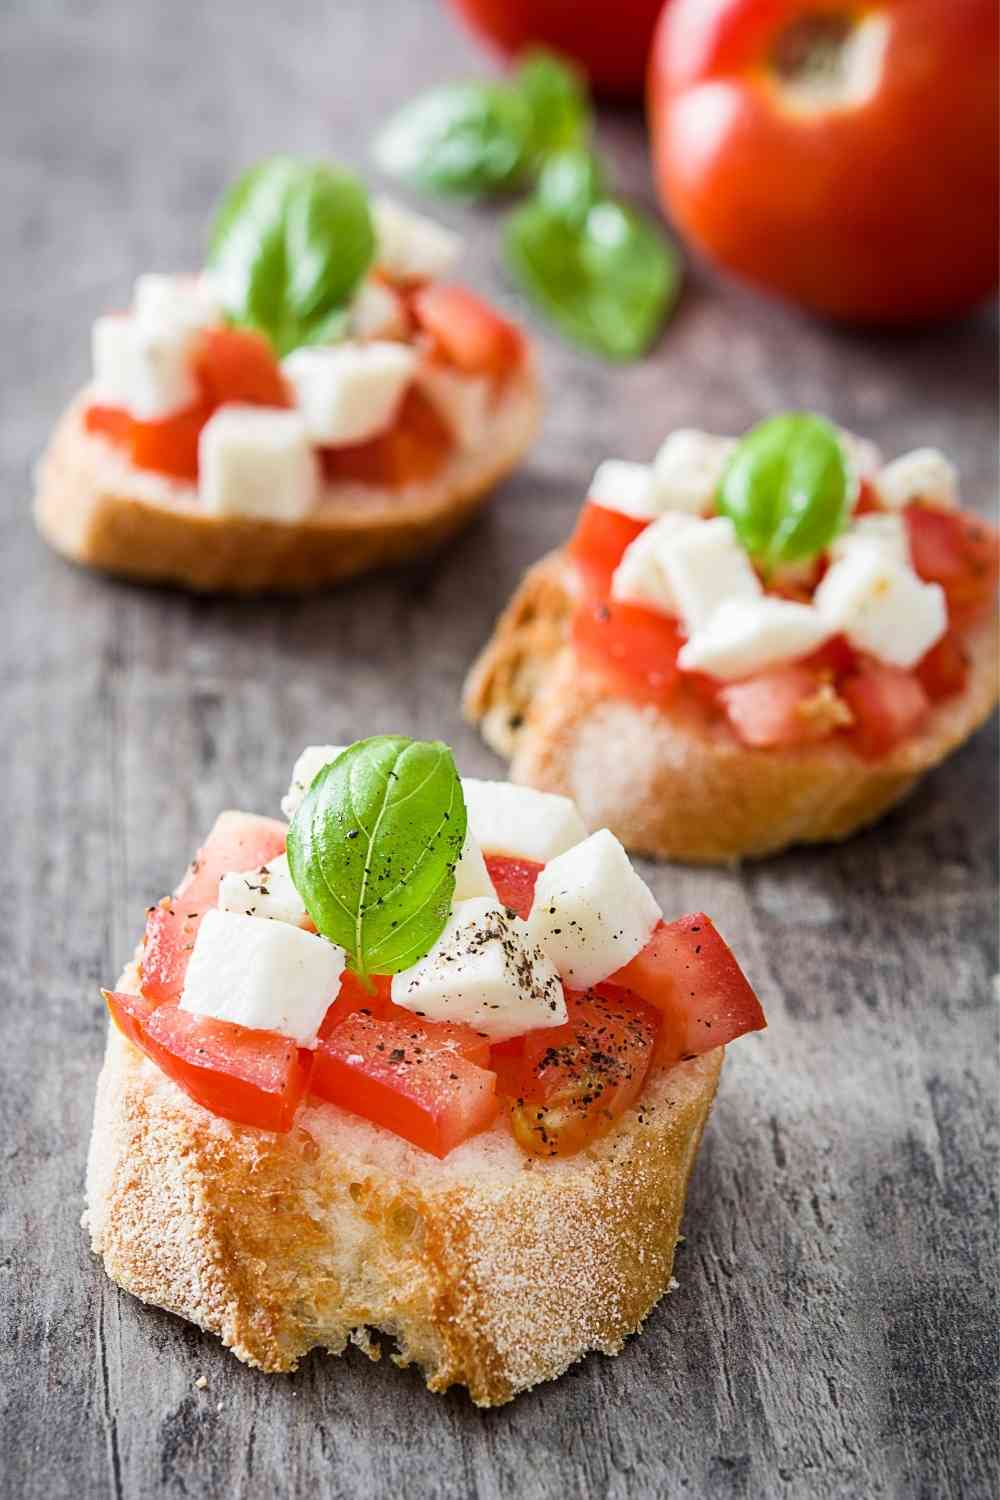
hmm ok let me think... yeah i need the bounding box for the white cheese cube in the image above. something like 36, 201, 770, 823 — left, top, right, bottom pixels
461, 779, 587, 863
133, 272, 223, 333
678, 598, 831, 680
198, 405, 319, 521
180, 908, 345, 1047
813, 551, 946, 668
651, 429, 736, 515
829, 512, 910, 567
452, 831, 494, 901
282, 342, 417, 446
659, 516, 762, 634
526, 829, 661, 989
347, 277, 408, 341
91, 314, 199, 420
610, 512, 699, 614
589, 460, 658, 520
372, 196, 462, 283
419, 365, 490, 449
876, 448, 958, 511
218, 852, 308, 927
281, 744, 347, 820
391, 897, 564, 1040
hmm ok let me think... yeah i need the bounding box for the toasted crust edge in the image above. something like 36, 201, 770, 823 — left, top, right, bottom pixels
463, 550, 999, 863
34, 367, 540, 593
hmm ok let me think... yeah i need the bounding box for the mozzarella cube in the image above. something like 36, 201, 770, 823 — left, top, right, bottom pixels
526, 829, 661, 989
419, 365, 491, 449
391, 897, 564, 1040
91, 314, 199, 419
372, 197, 462, 283
282, 342, 417, 446
829, 512, 910, 567
876, 448, 958, 511
651, 429, 736, 515
281, 744, 347, 820
198, 405, 319, 521
218, 852, 308, 927
461, 779, 587, 863
678, 597, 831, 680
589, 460, 658, 520
347, 277, 408, 341
814, 551, 947, 668
610, 512, 699, 613
452, 831, 494, 901
180, 908, 345, 1046
659, 515, 762, 633
133, 272, 223, 333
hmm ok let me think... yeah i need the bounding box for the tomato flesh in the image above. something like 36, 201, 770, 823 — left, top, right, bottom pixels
193, 327, 290, 408
719, 664, 843, 749
840, 661, 930, 759
905, 505, 999, 627
915, 631, 969, 701
318, 970, 491, 1066
611, 914, 765, 1066
571, 598, 683, 707
567, 501, 646, 598
412, 284, 524, 378
484, 854, 543, 920
312, 1012, 498, 1157
319, 385, 453, 487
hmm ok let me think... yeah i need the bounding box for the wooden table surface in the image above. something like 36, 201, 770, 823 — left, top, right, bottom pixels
2, 2, 997, 1496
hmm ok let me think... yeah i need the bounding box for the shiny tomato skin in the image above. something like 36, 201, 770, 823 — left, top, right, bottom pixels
648, 0, 999, 322
719, 664, 842, 748
484, 854, 543, 919
611, 914, 765, 1066
192, 327, 289, 408
318, 971, 394, 1037
904, 505, 999, 626
567, 502, 647, 598
411, 284, 524, 378
915, 631, 968, 702
571, 598, 683, 707
128, 400, 212, 481
447, 0, 665, 98
103, 987, 159, 1050
311, 1012, 498, 1157
319, 385, 453, 487
317, 970, 491, 1067
84, 405, 132, 442
840, 660, 930, 758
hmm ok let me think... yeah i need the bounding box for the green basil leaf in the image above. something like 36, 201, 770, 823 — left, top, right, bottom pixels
536, 147, 607, 227
374, 82, 533, 197
505, 197, 681, 361
208, 157, 375, 356
717, 413, 851, 567
514, 49, 589, 162
286, 736, 467, 984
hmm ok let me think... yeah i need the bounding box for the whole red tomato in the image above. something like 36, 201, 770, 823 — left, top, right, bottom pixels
448, 0, 664, 98
648, 0, 999, 323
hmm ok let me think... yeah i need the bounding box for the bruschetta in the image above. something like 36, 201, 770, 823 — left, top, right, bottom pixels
35, 161, 539, 592
465, 419, 999, 862
85, 737, 765, 1405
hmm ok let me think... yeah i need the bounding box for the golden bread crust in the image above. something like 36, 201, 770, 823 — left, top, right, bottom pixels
34, 368, 539, 593
463, 551, 999, 862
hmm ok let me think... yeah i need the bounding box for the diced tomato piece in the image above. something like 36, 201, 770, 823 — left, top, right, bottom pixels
141, 811, 287, 1005
319, 385, 453, 487
102, 988, 159, 1049
915, 630, 969, 701
566, 501, 647, 599
379, 1004, 492, 1068
840, 660, 930, 759
905, 505, 999, 626
128, 399, 213, 481
311, 1012, 498, 1157
84, 405, 132, 442
610, 915, 765, 1067
572, 598, 683, 707
853, 480, 881, 516
411, 284, 524, 378
503, 988, 658, 1158
192, 327, 290, 408
318, 970, 394, 1037
317, 970, 490, 1066
802, 633, 857, 680
484, 854, 543, 919
720, 665, 846, 749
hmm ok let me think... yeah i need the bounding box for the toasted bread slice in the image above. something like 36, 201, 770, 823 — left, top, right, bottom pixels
35, 366, 539, 593
463, 550, 999, 863
85, 957, 722, 1406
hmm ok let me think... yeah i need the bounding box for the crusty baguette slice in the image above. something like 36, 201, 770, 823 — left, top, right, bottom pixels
463, 550, 999, 863
85, 958, 722, 1406
34, 365, 539, 593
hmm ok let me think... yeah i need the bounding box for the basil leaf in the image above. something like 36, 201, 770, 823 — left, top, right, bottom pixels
286, 736, 467, 984
514, 49, 589, 162
208, 157, 375, 356
505, 197, 681, 360
718, 413, 851, 568
536, 147, 606, 227
374, 82, 533, 196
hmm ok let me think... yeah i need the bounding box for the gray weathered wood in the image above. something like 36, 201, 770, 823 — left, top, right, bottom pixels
1, 2, 997, 1496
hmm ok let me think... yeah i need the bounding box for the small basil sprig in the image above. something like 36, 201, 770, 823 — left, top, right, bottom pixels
286, 736, 466, 985
717, 413, 851, 568
208, 157, 375, 356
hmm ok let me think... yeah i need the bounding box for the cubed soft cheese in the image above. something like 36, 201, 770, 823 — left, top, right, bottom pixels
461, 779, 587, 863
813, 551, 946, 668
419, 365, 491, 449
179, 908, 345, 1046
218, 852, 308, 927
526, 829, 661, 989
678, 597, 831, 680
452, 831, 494, 901
281, 744, 347, 820
133, 272, 223, 334
876, 448, 958, 511
651, 429, 735, 515
829, 512, 910, 567
91, 314, 199, 420
391, 897, 564, 1040
198, 405, 319, 521
348, 277, 408, 341
610, 512, 699, 614
372, 197, 461, 283
589, 460, 658, 520
659, 515, 762, 633
282, 342, 418, 446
